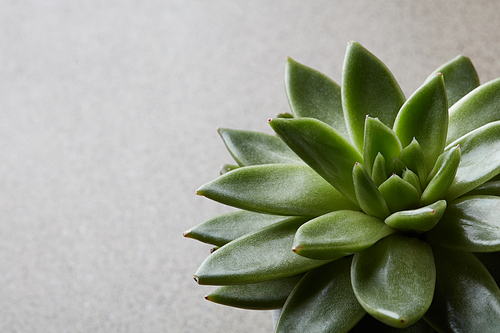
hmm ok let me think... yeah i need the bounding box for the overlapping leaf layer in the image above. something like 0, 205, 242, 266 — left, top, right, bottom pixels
185, 41, 500, 332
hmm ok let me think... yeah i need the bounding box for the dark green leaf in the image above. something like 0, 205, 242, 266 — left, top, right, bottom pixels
427, 55, 480, 107
194, 216, 332, 285
350, 315, 437, 333
475, 252, 500, 285
197, 164, 359, 216
445, 121, 500, 200
342, 41, 406, 152
269, 118, 362, 205
292, 210, 394, 259
184, 210, 291, 246
352, 235, 435, 328
276, 257, 365, 333
424, 246, 500, 332
466, 180, 500, 196
218, 128, 302, 166
206, 274, 304, 310
426, 195, 500, 252
285, 58, 349, 139
393, 73, 448, 174
447, 78, 500, 145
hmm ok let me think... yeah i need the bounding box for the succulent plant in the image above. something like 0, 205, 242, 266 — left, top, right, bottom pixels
184, 41, 500, 332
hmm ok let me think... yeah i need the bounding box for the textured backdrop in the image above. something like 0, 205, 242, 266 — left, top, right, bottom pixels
1, 1, 500, 332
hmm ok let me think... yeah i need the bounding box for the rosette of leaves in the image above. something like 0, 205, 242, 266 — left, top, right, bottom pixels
184, 41, 500, 332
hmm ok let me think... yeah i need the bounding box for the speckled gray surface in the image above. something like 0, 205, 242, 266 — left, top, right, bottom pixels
2, 1, 500, 332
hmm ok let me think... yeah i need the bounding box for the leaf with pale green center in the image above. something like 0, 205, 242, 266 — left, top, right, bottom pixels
353, 162, 390, 219
384, 200, 447, 233
276, 257, 366, 333
197, 164, 359, 216
269, 118, 362, 205
420, 145, 461, 206
424, 246, 500, 332
194, 216, 333, 285
427, 55, 480, 107
363, 117, 402, 176
447, 78, 500, 145
445, 121, 500, 200
399, 138, 427, 189
426, 195, 500, 252
205, 274, 304, 310
184, 210, 291, 246
372, 152, 387, 186
292, 210, 395, 259
393, 73, 448, 174
379, 175, 420, 213
285, 58, 349, 139
351, 234, 435, 328
218, 128, 302, 166
342, 41, 406, 152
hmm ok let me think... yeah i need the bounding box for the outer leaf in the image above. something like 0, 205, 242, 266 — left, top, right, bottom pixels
420, 145, 461, 206
353, 162, 390, 219
218, 128, 302, 166
447, 78, 500, 145
184, 210, 290, 246
194, 216, 332, 285
393, 73, 448, 174
292, 210, 395, 259
276, 257, 365, 333
285, 58, 349, 139
269, 118, 362, 205
351, 235, 435, 328
427, 55, 480, 107
399, 138, 427, 189
220, 164, 239, 175
205, 274, 304, 310
424, 246, 500, 333
426, 195, 500, 252
384, 200, 447, 233
466, 180, 500, 196
350, 316, 437, 333
475, 252, 500, 284
197, 164, 359, 216
363, 117, 402, 176
342, 41, 406, 152
445, 121, 500, 200
378, 175, 420, 213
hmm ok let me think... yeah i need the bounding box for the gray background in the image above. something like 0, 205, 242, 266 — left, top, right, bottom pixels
1, 0, 500, 332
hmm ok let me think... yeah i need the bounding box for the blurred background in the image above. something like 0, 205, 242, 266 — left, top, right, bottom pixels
1, 0, 500, 331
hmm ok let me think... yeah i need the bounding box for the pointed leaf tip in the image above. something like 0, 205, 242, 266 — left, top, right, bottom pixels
194, 276, 199, 284
183, 229, 191, 237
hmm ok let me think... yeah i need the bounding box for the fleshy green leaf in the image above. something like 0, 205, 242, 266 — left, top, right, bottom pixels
353, 162, 390, 219
445, 121, 500, 200
371, 152, 387, 187
276, 257, 365, 333
220, 164, 239, 175
363, 117, 402, 176
378, 175, 420, 213
342, 41, 406, 152
426, 195, 500, 252
420, 145, 461, 206
205, 274, 304, 310
399, 138, 427, 189
466, 180, 500, 196
424, 246, 500, 332
184, 210, 291, 246
218, 128, 302, 166
447, 78, 500, 145
475, 252, 500, 284
384, 200, 447, 233
386, 156, 407, 177
393, 73, 448, 174
285, 58, 349, 139
402, 169, 421, 195
197, 164, 359, 216
194, 216, 332, 285
351, 235, 435, 328
427, 55, 480, 107
292, 210, 395, 259
269, 118, 362, 205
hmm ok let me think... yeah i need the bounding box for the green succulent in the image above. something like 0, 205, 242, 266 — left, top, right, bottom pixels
184, 41, 500, 332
